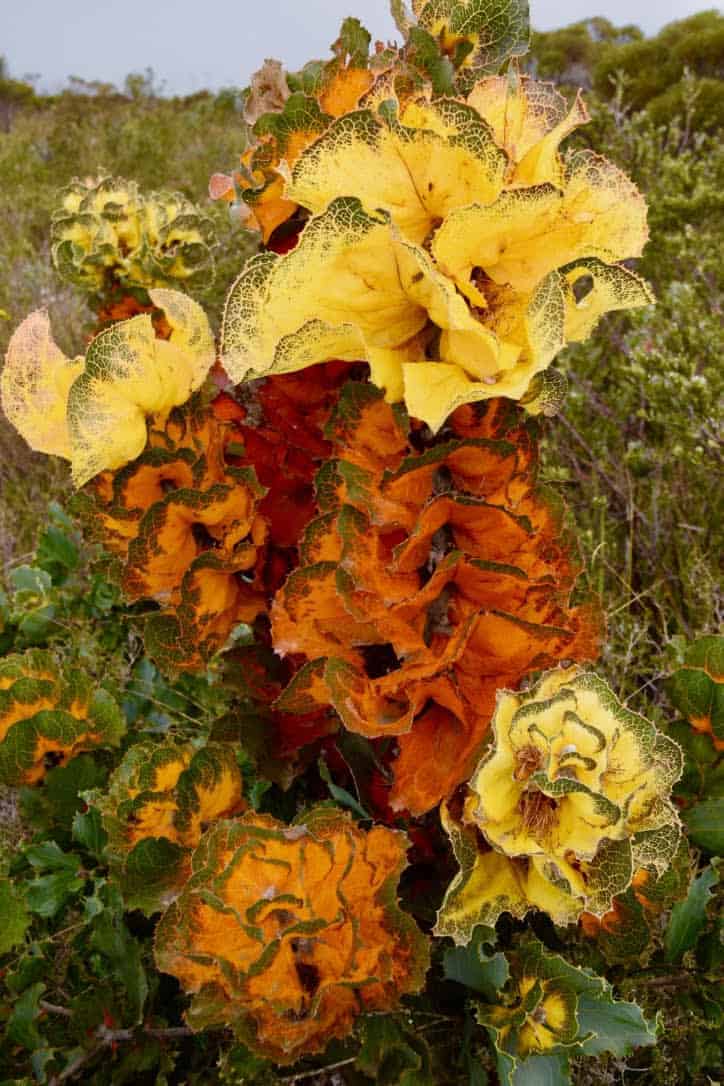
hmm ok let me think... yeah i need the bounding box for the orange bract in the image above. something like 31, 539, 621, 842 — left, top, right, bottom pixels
271, 384, 600, 814
154, 808, 429, 1063
79, 398, 268, 671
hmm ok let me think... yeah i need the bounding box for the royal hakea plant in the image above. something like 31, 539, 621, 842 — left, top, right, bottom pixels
51, 174, 217, 315
0, 2, 717, 1082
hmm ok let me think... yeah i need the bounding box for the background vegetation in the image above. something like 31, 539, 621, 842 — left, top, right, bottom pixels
0, 9, 721, 1084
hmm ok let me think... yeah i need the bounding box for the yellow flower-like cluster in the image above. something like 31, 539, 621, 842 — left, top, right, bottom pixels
51, 175, 216, 294
436, 666, 683, 936
0, 290, 215, 486
221, 75, 652, 431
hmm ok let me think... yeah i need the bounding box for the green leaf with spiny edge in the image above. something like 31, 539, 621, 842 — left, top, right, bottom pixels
683, 799, 724, 854
90, 910, 148, 1025
25, 841, 82, 872
5, 981, 46, 1050
8, 565, 52, 602
664, 861, 720, 962
25, 870, 85, 919
667, 635, 724, 745
0, 877, 31, 955
71, 807, 107, 859
443, 924, 509, 998
407, 27, 457, 94
505, 1052, 570, 1086
575, 994, 657, 1058
356, 1013, 435, 1085
120, 837, 188, 914
336, 17, 372, 67
669, 718, 724, 802
411, 0, 531, 78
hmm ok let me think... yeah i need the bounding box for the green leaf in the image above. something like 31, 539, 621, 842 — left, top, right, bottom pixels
356, 1014, 434, 1085
17, 604, 58, 643
5, 982, 45, 1050
318, 754, 371, 820
36, 524, 79, 584
8, 565, 52, 600
683, 799, 724, 854
443, 925, 509, 999
336, 16, 371, 66
510, 1053, 570, 1086
668, 719, 724, 802
72, 807, 107, 858
0, 878, 31, 954
120, 836, 187, 915
90, 911, 148, 1023
42, 754, 108, 830
667, 635, 724, 743
408, 27, 456, 94
664, 862, 720, 961
576, 993, 657, 1058
25, 841, 82, 873
25, 871, 85, 918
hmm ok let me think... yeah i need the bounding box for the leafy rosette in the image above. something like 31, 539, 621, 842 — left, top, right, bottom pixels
0, 649, 124, 786
221, 71, 651, 431
78, 397, 268, 671
667, 635, 724, 751
154, 807, 429, 1063
1, 289, 215, 486
210, 19, 376, 242
401, 0, 530, 79
51, 175, 216, 296
472, 936, 656, 1085
271, 384, 599, 814
436, 666, 683, 939
90, 737, 245, 912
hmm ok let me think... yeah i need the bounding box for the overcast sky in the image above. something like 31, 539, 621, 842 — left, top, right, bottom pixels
4, 0, 717, 95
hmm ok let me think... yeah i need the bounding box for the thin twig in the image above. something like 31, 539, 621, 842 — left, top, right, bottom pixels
281, 1057, 357, 1082
40, 1000, 72, 1018
51, 1044, 102, 1085
42, 1008, 199, 1083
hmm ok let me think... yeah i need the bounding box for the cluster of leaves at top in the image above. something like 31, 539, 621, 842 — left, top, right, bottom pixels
0, 2, 722, 1084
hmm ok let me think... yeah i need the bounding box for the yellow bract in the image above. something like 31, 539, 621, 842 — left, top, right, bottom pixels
436, 667, 683, 936
224, 77, 652, 432
282, 99, 507, 245
1, 311, 84, 459
1, 290, 215, 487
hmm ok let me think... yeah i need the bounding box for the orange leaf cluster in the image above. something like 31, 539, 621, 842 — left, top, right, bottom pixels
79, 397, 268, 671
213, 359, 350, 562
0, 650, 124, 785
272, 385, 600, 814
154, 807, 429, 1063
212, 53, 374, 242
